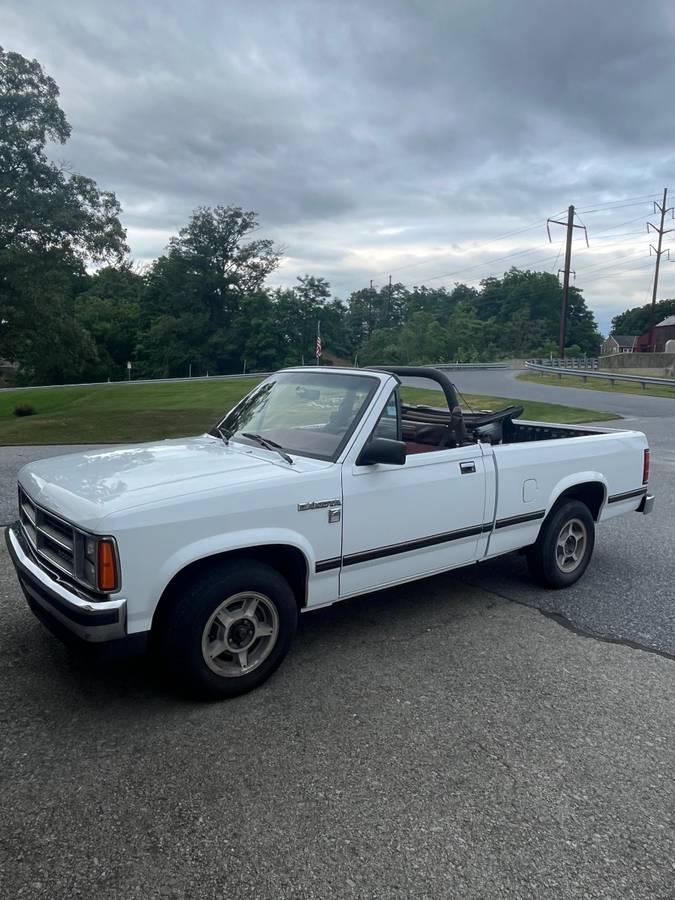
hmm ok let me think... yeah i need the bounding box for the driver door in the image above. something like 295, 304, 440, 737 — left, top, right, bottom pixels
339, 389, 488, 597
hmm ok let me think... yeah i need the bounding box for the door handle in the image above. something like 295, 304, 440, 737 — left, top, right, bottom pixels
459, 461, 476, 474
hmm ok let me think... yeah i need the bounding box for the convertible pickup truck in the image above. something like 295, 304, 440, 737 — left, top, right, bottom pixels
6, 366, 653, 697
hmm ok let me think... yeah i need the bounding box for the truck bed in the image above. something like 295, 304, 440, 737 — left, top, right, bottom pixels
401, 403, 603, 448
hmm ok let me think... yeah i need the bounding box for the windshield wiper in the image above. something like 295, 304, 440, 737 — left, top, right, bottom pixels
241, 432, 294, 465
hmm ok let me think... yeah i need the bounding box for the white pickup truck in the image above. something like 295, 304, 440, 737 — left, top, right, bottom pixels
7, 366, 653, 698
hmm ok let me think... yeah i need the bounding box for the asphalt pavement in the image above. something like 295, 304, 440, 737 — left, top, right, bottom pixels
1, 548, 673, 899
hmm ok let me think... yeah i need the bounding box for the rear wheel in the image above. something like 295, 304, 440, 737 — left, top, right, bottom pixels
158, 560, 298, 699
526, 500, 595, 589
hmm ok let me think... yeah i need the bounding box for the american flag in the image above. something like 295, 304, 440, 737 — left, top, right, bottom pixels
315, 322, 322, 360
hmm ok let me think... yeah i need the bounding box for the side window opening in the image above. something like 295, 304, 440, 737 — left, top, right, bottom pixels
372, 389, 401, 441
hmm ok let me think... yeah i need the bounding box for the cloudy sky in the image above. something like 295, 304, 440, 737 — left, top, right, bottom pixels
5, 0, 675, 333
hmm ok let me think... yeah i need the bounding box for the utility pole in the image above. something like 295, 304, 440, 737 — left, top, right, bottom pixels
387, 274, 393, 326
367, 279, 374, 337
646, 188, 674, 351
547, 206, 589, 358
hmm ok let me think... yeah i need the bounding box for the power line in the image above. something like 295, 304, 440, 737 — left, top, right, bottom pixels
550, 236, 566, 273
590, 213, 657, 236
574, 249, 646, 276
351, 191, 672, 310
572, 192, 661, 211
590, 229, 649, 240
368, 199, 662, 286
575, 195, 663, 214
368, 216, 559, 280
579, 259, 657, 285
410, 243, 552, 284
579, 252, 651, 279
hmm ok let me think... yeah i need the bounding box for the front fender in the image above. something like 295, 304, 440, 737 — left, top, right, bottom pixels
156, 527, 317, 596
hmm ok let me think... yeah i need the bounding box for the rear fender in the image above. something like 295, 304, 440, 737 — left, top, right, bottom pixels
545, 473, 608, 521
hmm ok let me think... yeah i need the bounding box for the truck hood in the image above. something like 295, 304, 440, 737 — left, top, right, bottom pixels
19, 435, 324, 529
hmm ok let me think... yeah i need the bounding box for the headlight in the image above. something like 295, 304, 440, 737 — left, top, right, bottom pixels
83, 538, 98, 585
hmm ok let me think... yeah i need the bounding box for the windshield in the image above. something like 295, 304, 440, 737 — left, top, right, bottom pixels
213, 371, 380, 461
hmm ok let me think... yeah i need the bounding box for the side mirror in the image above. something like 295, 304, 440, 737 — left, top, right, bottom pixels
356, 437, 407, 467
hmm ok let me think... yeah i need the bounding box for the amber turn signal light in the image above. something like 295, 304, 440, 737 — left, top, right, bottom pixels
97, 539, 118, 592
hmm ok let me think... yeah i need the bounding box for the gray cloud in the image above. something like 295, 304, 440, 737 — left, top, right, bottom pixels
4, 0, 675, 332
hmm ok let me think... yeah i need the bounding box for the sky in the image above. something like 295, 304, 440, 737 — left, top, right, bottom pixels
4, 0, 675, 335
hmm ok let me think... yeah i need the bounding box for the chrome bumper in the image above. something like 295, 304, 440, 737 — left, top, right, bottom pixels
6, 526, 127, 642
637, 493, 655, 515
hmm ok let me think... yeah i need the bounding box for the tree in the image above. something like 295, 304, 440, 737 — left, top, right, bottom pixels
611, 298, 675, 336
345, 267, 603, 367
137, 206, 280, 376
0, 47, 126, 260
565, 287, 602, 354
295, 274, 331, 306
73, 264, 145, 381
0, 47, 127, 382
1, 249, 99, 384
472, 269, 601, 356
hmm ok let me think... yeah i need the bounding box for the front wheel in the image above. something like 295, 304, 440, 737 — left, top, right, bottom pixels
526, 500, 595, 589
158, 560, 298, 699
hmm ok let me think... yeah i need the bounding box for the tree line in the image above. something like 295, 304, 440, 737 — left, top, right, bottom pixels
1, 47, 605, 386
611, 299, 675, 336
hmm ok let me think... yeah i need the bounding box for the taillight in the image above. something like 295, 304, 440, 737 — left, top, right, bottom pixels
97, 539, 119, 592
642, 449, 650, 485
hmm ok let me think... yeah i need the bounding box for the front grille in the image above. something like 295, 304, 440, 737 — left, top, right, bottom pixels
19, 486, 77, 579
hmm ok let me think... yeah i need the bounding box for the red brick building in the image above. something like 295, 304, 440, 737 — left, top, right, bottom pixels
636, 315, 675, 352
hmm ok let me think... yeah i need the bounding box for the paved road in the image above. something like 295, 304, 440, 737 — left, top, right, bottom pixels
453, 367, 675, 419
1, 547, 673, 899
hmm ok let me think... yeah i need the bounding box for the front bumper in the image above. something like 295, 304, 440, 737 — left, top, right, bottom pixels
637, 493, 655, 515
5, 526, 127, 643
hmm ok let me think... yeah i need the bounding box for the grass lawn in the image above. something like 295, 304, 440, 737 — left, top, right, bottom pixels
0, 378, 619, 445
519, 371, 675, 399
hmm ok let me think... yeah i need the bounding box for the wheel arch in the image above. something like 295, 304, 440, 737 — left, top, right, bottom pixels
546, 475, 608, 522
151, 542, 310, 636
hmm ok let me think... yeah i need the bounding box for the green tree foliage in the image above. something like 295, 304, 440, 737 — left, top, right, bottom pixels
611, 298, 675, 335
356, 270, 601, 366
0, 47, 127, 383
0, 48, 126, 259
1, 249, 98, 384
137, 206, 279, 377
73, 264, 145, 381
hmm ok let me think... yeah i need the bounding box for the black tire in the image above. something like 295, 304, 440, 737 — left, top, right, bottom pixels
526, 500, 595, 589
158, 560, 298, 699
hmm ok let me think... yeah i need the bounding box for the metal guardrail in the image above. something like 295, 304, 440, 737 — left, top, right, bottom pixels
0, 372, 273, 393
0, 363, 509, 393
526, 361, 675, 390
436, 363, 509, 370
530, 357, 600, 369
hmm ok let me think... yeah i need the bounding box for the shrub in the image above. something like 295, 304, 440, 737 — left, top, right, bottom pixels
13, 404, 37, 417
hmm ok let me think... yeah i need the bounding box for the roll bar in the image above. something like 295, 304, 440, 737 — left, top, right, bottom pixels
365, 366, 460, 411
